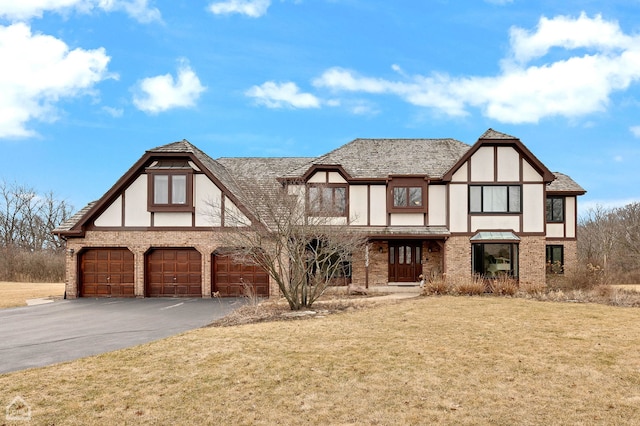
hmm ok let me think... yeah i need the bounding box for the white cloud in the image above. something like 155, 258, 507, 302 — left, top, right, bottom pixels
132, 61, 206, 114
0, 23, 113, 138
508, 12, 632, 65
102, 106, 123, 117
208, 0, 270, 18
0, 0, 161, 23
313, 12, 640, 123
245, 81, 320, 108
630, 126, 640, 137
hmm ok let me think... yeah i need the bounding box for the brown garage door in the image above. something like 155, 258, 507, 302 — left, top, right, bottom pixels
146, 248, 202, 297
80, 248, 135, 297
213, 253, 269, 297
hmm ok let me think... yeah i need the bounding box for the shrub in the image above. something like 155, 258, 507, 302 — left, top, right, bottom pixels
0, 248, 64, 282
422, 274, 449, 295
450, 275, 485, 296
488, 275, 518, 296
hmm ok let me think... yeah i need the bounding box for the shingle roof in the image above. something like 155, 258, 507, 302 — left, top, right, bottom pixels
479, 128, 518, 140
53, 201, 96, 233
548, 172, 586, 194
284, 138, 471, 179
148, 140, 245, 198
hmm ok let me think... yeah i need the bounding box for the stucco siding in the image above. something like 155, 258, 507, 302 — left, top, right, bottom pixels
389, 213, 423, 226
547, 223, 565, 238
522, 183, 544, 232
349, 185, 368, 225
428, 185, 446, 226
471, 215, 520, 232
195, 174, 222, 227
124, 175, 150, 227
154, 212, 192, 227
497, 147, 520, 182
565, 196, 576, 238
328, 172, 347, 183
369, 185, 387, 226
94, 196, 122, 227
522, 160, 543, 182
449, 184, 468, 232
470, 146, 494, 182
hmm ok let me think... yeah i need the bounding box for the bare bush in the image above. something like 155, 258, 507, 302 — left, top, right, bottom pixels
488, 275, 518, 296
0, 248, 65, 282
448, 275, 485, 296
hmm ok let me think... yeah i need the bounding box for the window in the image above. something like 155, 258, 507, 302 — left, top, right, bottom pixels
470, 185, 521, 213
472, 243, 519, 277
307, 185, 347, 216
393, 187, 423, 208
546, 197, 564, 222
148, 171, 193, 212
546, 245, 564, 274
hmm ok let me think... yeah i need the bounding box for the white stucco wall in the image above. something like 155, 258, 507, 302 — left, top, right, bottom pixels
195, 174, 222, 227
522, 183, 544, 232
124, 175, 150, 227
328, 172, 347, 183
154, 212, 192, 227
94, 195, 122, 227
349, 185, 368, 225
370, 185, 387, 226
449, 184, 468, 232
497, 147, 520, 182
522, 160, 543, 182
470, 146, 494, 182
428, 185, 447, 226
307, 171, 326, 183
451, 162, 468, 182
390, 213, 424, 226
565, 196, 577, 238
546, 223, 565, 238
470, 215, 520, 232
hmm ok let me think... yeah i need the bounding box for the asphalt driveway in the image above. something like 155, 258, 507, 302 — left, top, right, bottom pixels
0, 298, 245, 374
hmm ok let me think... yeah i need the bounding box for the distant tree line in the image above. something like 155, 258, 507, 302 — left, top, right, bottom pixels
0, 180, 73, 282
578, 202, 640, 284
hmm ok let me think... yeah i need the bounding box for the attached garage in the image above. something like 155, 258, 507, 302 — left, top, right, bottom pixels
79, 248, 135, 297
146, 248, 202, 297
213, 253, 269, 297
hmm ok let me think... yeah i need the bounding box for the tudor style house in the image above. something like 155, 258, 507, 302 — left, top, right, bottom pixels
54, 129, 585, 298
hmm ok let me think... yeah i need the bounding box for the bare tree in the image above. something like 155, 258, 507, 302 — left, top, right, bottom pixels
210, 178, 365, 310
0, 180, 72, 251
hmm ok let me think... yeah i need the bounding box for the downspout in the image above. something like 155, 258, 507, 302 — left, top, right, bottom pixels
365, 242, 369, 289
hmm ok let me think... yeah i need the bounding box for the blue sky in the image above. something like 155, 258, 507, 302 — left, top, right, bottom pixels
1, 0, 640, 216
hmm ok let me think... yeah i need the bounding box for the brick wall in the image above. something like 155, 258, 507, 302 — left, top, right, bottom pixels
65, 230, 280, 298
444, 236, 472, 279
518, 236, 546, 286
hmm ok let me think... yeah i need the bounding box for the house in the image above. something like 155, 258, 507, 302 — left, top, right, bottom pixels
54, 129, 585, 298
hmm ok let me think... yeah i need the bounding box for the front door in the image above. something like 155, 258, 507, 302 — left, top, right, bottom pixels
388, 241, 422, 282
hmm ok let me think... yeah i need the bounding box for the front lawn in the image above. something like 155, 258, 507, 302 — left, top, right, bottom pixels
0, 281, 65, 308
1, 296, 639, 424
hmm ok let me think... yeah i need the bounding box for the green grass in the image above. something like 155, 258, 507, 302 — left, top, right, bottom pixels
1, 296, 639, 424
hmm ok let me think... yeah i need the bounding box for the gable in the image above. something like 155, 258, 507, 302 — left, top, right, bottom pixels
58, 140, 260, 236
443, 129, 554, 183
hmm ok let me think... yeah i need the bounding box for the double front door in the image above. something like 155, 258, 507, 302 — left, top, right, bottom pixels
388, 241, 422, 282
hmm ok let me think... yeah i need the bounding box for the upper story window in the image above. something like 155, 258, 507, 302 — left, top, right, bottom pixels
470, 185, 521, 213
148, 169, 193, 212
546, 196, 564, 222
387, 178, 426, 212
393, 187, 423, 208
307, 185, 347, 216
